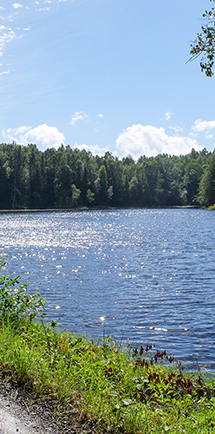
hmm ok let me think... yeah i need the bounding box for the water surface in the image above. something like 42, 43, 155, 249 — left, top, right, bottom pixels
0, 209, 215, 371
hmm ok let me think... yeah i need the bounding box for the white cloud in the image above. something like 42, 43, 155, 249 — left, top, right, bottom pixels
0, 0, 72, 60
116, 124, 203, 159
98, 113, 104, 118
191, 119, 215, 133
74, 143, 109, 157
71, 111, 87, 125
12, 3, 23, 9
168, 125, 183, 134
206, 133, 213, 139
2, 124, 65, 150
0, 70, 10, 76
0, 29, 16, 56
165, 111, 172, 121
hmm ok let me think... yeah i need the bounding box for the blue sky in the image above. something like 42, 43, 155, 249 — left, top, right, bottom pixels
0, 0, 215, 159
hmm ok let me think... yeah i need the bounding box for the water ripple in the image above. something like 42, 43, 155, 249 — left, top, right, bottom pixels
0, 209, 215, 370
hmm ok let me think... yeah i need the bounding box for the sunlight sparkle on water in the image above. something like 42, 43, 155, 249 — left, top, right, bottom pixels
1, 209, 215, 369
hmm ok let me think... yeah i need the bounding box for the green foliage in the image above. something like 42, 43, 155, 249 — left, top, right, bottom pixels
0, 142, 214, 209
71, 183, 81, 207
183, 161, 204, 205
86, 188, 95, 204
190, 0, 215, 76
198, 153, 215, 206
0, 319, 215, 433
0, 259, 46, 323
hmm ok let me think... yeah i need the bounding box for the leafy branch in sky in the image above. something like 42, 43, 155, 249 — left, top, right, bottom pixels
190, 0, 215, 76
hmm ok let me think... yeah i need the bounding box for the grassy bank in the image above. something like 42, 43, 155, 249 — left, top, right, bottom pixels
209, 204, 215, 210
0, 261, 215, 433
1, 321, 215, 433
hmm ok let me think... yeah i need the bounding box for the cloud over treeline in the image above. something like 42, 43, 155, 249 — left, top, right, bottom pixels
116, 124, 204, 159
2, 124, 65, 149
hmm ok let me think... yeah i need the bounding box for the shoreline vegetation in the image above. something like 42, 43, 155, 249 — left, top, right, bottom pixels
0, 260, 215, 432
0, 143, 215, 211
208, 204, 215, 210
0, 205, 206, 214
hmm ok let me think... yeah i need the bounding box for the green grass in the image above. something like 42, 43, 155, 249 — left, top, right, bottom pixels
1, 259, 215, 433
208, 204, 215, 210
0, 320, 215, 433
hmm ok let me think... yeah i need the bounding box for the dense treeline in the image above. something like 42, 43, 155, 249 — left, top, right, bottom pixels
0, 142, 215, 210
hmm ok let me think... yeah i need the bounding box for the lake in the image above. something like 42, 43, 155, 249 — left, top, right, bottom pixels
0, 208, 215, 371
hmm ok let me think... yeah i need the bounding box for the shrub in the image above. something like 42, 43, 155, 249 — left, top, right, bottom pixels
0, 258, 46, 324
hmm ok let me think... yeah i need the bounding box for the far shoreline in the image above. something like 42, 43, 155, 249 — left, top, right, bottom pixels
0, 205, 203, 214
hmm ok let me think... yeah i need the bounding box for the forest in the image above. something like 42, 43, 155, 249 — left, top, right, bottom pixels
0, 142, 215, 210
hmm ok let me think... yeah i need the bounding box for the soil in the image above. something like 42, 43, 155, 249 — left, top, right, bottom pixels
0, 376, 97, 434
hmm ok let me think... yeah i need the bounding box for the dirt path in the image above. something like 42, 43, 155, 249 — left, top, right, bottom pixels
0, 377, 96, 434
0, 378, 71, 434
0, 393, 50, 433
0, 392, 57, 434
0, 389, 64, 434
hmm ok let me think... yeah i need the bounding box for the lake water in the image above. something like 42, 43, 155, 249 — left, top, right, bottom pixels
0, 209, 215, 371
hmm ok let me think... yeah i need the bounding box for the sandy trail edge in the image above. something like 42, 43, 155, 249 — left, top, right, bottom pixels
0, 379, 95, 434
0, 392, 55, 434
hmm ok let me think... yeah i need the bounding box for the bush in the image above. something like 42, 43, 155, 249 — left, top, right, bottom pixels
0, 258, 46, 323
